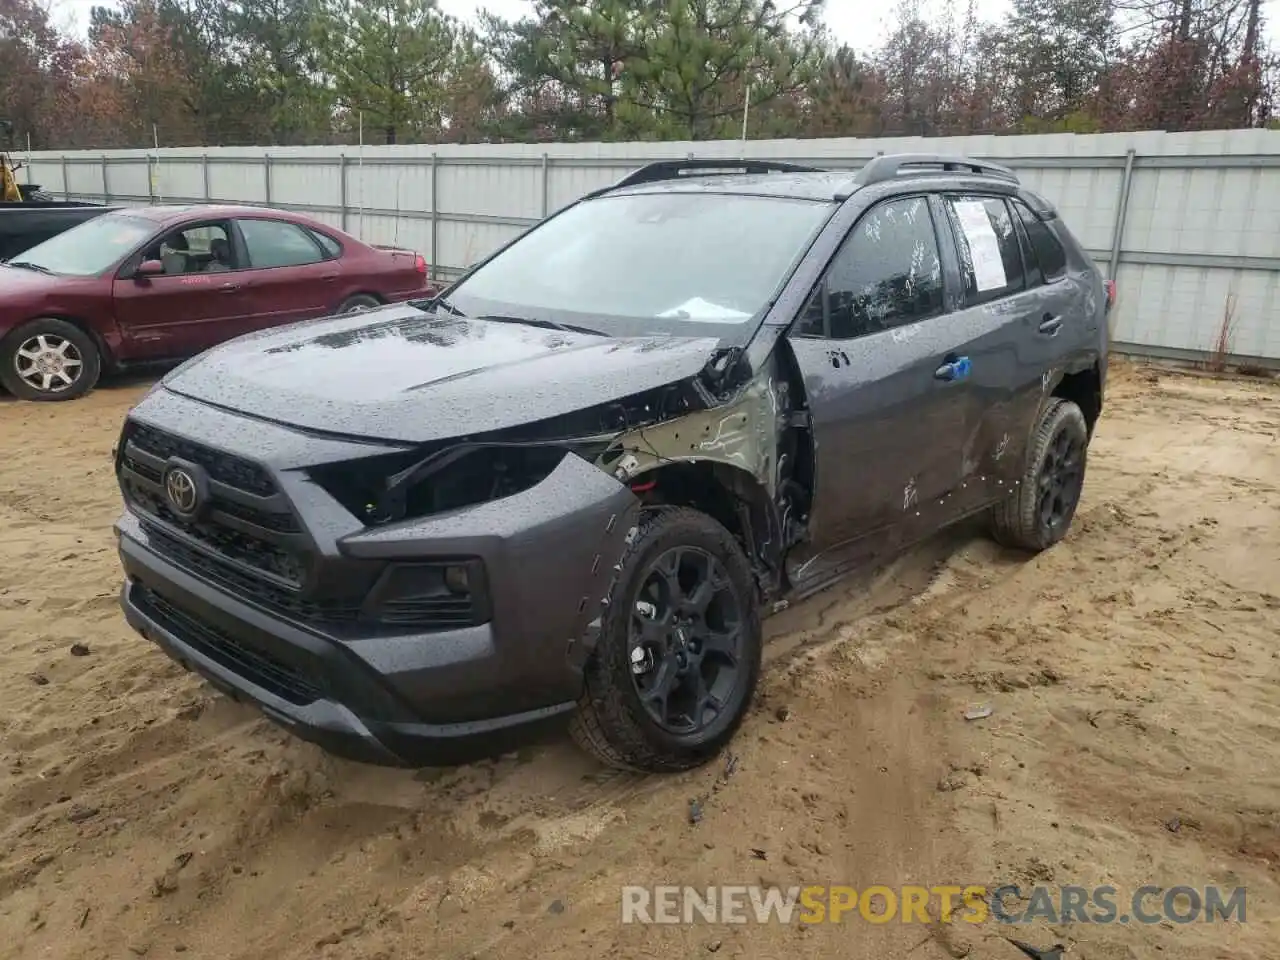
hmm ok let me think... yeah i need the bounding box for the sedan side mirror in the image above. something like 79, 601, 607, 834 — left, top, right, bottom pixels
135, 259, 164, 279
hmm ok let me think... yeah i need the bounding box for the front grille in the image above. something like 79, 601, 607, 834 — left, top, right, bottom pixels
127, 484, 305, 584
130, 424, 276, 496
145, 525, 360, 624
120, 422, 306, 588
138, 587, 324, 706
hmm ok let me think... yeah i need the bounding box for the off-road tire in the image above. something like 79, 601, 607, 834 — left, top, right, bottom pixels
991, 398, 1089, 552
0, 317, 102, 402
337, 294, 381, 314
570, 507, 763, 773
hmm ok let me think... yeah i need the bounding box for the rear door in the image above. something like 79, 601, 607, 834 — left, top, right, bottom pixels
231, 217, 338, 329
111, 219, 249, 358
934, 193, 1058, 500
784, 194, 973, 556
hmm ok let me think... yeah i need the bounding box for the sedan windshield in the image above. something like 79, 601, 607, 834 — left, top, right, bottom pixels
441, 192, 834, 337
9, 213, 156, 277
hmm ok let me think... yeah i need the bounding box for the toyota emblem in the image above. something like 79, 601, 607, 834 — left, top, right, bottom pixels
164, 466, 199, 516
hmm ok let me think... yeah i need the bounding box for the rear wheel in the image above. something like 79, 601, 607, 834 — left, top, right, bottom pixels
0, 318, 101, 402
570, 507, 762, 772
991, 398, 1089, 551
337, 294, 381, 314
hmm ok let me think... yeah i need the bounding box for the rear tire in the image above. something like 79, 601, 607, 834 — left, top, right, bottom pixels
0, 318, 101, 402
570, 507, 763, 773
337, 294, 381, 314
991, 398, 1089, 552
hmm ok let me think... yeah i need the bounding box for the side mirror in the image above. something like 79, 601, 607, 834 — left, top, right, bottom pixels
135, 259, 164, 279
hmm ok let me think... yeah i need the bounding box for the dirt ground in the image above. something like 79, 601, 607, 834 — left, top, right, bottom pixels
0, 362, 1277, 960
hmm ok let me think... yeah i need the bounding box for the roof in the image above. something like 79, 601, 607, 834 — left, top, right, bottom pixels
606, 171, 856, 203
114, 204, 316, 225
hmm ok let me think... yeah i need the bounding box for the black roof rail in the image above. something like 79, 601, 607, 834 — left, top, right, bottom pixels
853, 154, 1019, 187
606, 158, 827, 192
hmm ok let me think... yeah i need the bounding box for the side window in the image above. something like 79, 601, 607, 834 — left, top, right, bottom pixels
795, 196, 944, 339
944, 196, 1025, 305
238, 218, 325, 269
310, 229, 343, 258
1012, 200, 1068, 282
148, 222, 234, 275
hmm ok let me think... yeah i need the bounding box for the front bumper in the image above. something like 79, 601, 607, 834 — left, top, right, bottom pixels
114, 392, 641, 767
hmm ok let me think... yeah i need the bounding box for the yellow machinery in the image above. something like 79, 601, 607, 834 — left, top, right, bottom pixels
0, 119, 26, 202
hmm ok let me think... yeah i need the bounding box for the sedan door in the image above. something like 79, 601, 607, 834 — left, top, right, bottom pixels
785, 194, 975, 563
231, 217, 340, 330
111, 220, 251, 359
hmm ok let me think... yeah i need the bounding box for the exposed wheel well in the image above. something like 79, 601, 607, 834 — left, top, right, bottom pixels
630, 462, 784, 602
1053, 364, 1102, 438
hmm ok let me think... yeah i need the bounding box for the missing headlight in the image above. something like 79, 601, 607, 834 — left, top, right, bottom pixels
312, 443, 575, 525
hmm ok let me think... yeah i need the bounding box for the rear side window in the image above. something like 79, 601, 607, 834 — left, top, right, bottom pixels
238, 218, 325, 268
944, 196, 1024, 305
310, 230, 343, 258
1012, 200, 1068, 282
796, 195, 944, 339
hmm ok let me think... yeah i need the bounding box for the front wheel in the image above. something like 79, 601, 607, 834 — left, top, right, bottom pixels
991, 398, 1089, 551
570, 507, 763, 772
0, 318, 102, 402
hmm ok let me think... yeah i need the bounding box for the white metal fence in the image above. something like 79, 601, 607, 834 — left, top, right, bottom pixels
23, 129, 1280, 365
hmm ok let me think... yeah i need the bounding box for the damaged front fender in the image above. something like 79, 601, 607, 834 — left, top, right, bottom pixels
341, 452, 643, 689
600, 353, 792, 499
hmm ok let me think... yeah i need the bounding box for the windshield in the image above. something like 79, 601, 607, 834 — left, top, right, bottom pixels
441, 192, 834, 337
9, 213, 156, 277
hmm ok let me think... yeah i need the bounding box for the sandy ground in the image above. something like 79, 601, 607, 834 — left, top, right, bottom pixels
0, 362, 1277, 960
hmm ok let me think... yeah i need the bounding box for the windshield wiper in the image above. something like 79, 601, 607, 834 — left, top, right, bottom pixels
473, 314, 605, 337
4, 261, 53, 275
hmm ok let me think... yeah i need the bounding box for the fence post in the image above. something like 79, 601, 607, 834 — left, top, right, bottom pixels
202, 153, 210, 199
541, 153, 549, 217
100, 155, 110, 203
1107, 148, 1136, 282
264, 153, 273, 205
339, 154, 348, 232
429, 152, 438, 282
60, 155, 69, 200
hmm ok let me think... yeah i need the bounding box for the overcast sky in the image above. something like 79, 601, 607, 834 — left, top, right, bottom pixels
49, 0, 1019, 49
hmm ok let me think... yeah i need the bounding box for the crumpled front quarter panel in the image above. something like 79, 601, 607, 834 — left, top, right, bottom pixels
340, 454, 642, 698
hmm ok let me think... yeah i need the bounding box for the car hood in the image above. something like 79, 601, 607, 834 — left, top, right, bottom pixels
0, 264, 60, 299
162, 304, 726, 443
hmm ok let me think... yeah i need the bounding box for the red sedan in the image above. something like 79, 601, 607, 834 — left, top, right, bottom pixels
0, 204, 436, 401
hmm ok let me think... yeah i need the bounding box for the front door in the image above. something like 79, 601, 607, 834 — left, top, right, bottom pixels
785, 194, 975, 565
112, 220, 250, 358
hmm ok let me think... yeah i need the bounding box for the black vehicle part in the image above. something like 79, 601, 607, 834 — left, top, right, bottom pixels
853, 154, 1019, 187
991, 398, 1089, 551
0, 202, 112, 261
600, 158, 826, 196
0, 316, 102, 401
571, 507, 762, 772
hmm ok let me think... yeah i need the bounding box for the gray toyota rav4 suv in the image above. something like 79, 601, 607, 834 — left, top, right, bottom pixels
114, 154, 1111, 772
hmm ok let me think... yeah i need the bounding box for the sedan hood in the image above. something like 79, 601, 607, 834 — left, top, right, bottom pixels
162, 304, 726, 443
0, 264, 60, 298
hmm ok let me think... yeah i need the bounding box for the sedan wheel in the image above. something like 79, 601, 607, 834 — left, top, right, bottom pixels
0, 318, 102, 402
15, 333, 84, 395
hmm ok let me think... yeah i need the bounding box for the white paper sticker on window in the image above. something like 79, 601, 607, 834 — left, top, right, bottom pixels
953, 201, 1007, 292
